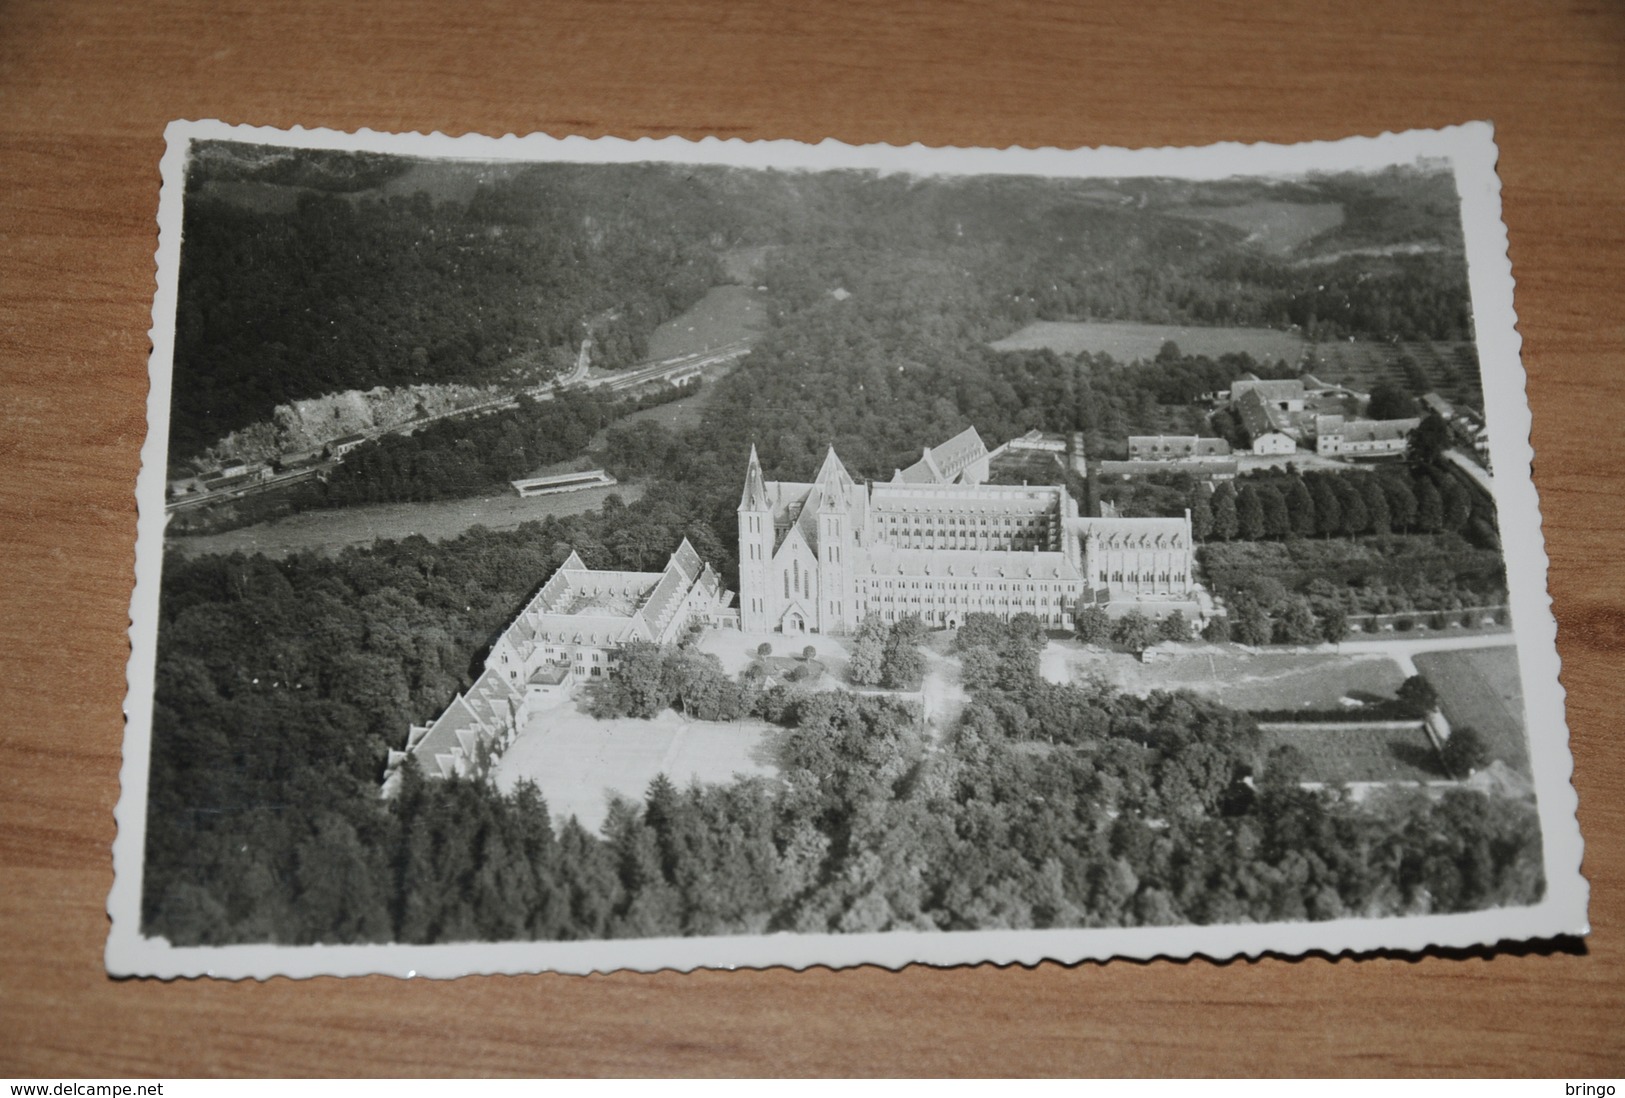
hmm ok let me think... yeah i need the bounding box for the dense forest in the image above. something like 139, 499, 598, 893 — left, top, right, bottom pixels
148, 538, 1543, 946
171, 147, 1471, 464
171, 153, 734, 460
143, 146, 1531, 946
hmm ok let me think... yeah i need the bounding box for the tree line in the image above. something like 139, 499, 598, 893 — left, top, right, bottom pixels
148, 587, 1542, 945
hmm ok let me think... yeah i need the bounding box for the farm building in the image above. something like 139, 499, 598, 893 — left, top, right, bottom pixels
1249, 432, 1298, 456
1127, 435, 1233, 462
1097, 459, 1237, 481
1315, 414, 1420, 457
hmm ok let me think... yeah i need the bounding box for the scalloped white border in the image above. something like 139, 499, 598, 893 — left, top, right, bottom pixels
109, 119, 1587, 979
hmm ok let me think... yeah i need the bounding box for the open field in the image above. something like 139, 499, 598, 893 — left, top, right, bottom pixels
1413, 646, 1530, 775
588, 374, 720, 445
494, 697, 779, 833
1165, 201, 1344, 254
644, 284, 766, 361
1260, 723, 1443, 783
989, 320, 1306, 364
166, 481, 644, 559
1041, 640, 1408, 712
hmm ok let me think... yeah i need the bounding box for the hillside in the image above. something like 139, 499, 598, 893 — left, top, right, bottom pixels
170, 148, 1471, 465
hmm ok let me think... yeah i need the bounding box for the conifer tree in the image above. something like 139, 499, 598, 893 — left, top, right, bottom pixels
1286, 477, 1316, 538
1310, 476, 1341, 538
1259, 484, 1291, 539
1338, 478, 1370, 536
1362, 476, 1392, 535
1237, 487, 1267, 541
1417, 478, 1445, 533
1211, 481, 1239, 541
1190, 484, 1215, 541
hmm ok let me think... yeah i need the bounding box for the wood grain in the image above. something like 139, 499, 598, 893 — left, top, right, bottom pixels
1, 0, 1620, 1077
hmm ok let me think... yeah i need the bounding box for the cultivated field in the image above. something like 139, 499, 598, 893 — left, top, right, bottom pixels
1041, 641, 1407, 711
1259, 723, 1443, 783
1164, 201, 1345, 255
166, 481, 645, 559
1413, 646, 1530, 775
1302, 340, 1482, 408
644, 284, 766, 361
494, 697, 779, 833
989, 320, 1306, 365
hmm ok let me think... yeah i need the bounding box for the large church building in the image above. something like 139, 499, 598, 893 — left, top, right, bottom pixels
737, 428, 1196, 636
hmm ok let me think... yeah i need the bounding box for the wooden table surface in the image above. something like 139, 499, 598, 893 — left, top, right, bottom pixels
2, 0, 1621, 1078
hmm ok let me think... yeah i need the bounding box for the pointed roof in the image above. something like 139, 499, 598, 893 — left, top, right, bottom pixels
814, 446, 854, 496
670, 537, 702, 580
894, 447, 944, 485
739, 444, 771, 511
929, 426, 988, 478
558, 549, 588, 572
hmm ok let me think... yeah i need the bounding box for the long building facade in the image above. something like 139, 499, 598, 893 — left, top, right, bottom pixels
737, 428, 1195, 636
383, 539, 734, 792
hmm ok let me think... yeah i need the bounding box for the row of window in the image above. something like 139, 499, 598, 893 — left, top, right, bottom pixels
1092, 571, 1187, 584
883, 538, 1049, 554
881, 514, 1048, 529
864, 579, 1077, 593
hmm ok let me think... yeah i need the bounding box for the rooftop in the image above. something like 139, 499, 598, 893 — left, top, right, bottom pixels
861, 543, 1081, 580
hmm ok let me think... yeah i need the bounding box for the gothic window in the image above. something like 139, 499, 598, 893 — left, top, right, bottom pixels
784, 573, 790, 599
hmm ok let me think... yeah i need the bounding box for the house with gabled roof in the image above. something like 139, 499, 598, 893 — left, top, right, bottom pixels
891, 425, 991, 486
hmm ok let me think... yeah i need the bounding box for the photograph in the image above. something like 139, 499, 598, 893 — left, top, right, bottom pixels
108, 120, 1586, 978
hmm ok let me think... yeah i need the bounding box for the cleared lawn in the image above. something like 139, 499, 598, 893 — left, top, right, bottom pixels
1165, 201, 1345, 254
494, 696, 779, 834
989, 320, 1306, 364
1413, 646, 1530, 775
167, 482, 645, 559
644, 285, 766, 360
1260, 723, 1443, 783
1042, 640, 1406, 711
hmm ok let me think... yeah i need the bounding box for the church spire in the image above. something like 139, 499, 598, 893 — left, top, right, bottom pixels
739, 443, 771, 512
814, 445, 853, 492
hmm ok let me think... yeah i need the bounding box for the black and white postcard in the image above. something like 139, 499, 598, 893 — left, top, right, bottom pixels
110, 120, 1586, 978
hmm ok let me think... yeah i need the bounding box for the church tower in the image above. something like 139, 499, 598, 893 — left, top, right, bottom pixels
737, 444, 773, 632
812, 446, 855, 634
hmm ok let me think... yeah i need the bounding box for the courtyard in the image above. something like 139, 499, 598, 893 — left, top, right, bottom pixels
493, 695, 779, 833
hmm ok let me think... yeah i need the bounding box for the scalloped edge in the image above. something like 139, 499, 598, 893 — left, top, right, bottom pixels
108, 119, 1588, 980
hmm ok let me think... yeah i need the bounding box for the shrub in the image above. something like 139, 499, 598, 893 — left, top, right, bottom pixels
1075, 605, 1113, 645
1113, 611, 1158, 656
802, 645, 817, 660
1317, 605, 1349, 644
1158, 610, 1190, 643
757, 642, 773, 657
1442, 725, 1493, 778
1397, 675, 1439, 716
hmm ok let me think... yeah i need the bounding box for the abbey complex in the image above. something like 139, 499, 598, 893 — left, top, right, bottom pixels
737, 427, 1195, 636
388, 426, 1199, 786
